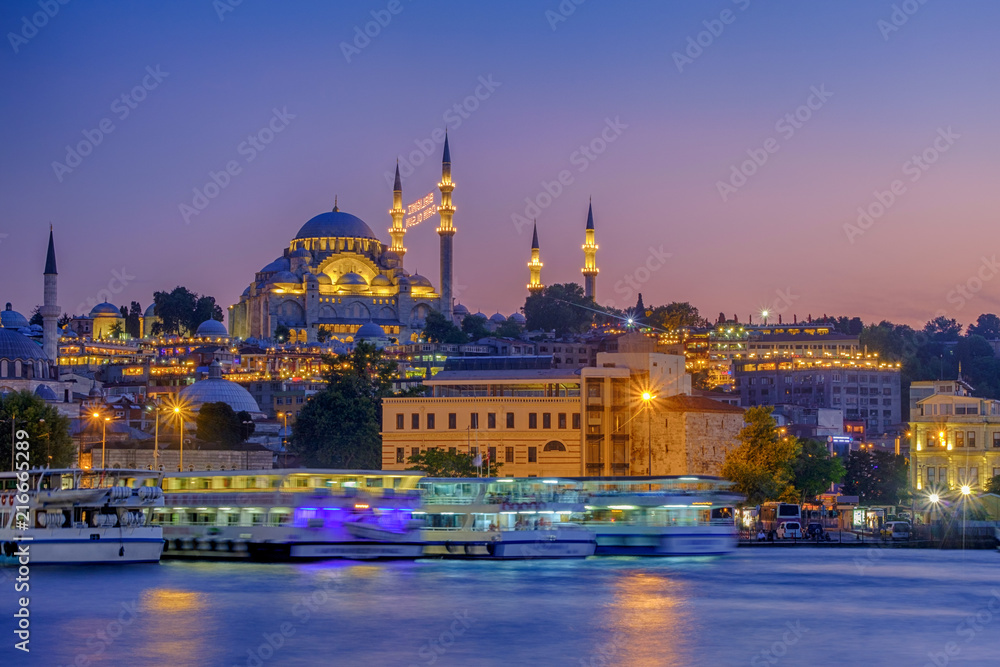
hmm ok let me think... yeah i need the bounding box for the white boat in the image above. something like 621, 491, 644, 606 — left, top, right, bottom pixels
0, 469, 165, 566
156, 470, 425, 561
419, 478, 597, 559
570, 476, 741, 556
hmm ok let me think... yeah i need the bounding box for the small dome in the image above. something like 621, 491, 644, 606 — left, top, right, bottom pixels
316, 274, 333, 285
89, 302, 121, 317
453, 303, 470, 316
356, 322, 387, 340
144, 303, 157, 317
195, 319, 228, 337
34, 384, 58, 401
179, 374, 262, 416
0, 329, 47, 361
295, 210, 377, 241
269, 271, 299, 284
1, 304, 29, 329
370, 275, 392, 287
333, 345, 349, 356
510, 312, 526, 324
396, 274, 411, 286
305, 273, 320, 284
241, 286, 252, 297
489, 312, 507, 324
290, 247, 311, 259
383, 250, 402, 263
410, 274, 432, 288
473, 311, 488, 320
336, 272, 368, 286
260, 257, 290, 273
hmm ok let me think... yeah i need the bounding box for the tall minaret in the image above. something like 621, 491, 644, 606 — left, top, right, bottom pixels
388, 161, 406, 265
437, 132, 456, 321
41, 226, 60, 366
527, 221, 544, 294
582, 199, 599, 300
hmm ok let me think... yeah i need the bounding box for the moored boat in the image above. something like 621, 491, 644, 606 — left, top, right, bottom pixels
0, 468, 165, 566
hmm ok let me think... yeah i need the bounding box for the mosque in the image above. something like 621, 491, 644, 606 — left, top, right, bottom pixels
227, 137, 459, 344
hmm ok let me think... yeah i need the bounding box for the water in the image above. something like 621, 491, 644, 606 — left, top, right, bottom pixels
3, 549, 999, 666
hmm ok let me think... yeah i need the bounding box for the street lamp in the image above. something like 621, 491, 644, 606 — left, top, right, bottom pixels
241, 420, 254, 470
91, 411, 110, 469
281, 411, 292, 468
641, 392, 656, 477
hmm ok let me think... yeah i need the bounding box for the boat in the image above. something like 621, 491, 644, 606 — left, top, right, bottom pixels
570, 476, 741, 556
0, 468, 165, 565
419, 478, 596, 559
155, 470, 425, 561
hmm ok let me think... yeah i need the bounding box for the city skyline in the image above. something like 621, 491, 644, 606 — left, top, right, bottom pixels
3, 2, 1000, 327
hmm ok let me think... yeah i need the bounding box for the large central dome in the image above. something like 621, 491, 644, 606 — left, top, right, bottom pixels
295, 208, 377, 241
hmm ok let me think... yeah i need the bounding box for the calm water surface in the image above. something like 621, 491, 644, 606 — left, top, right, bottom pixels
3, 549, 999, 666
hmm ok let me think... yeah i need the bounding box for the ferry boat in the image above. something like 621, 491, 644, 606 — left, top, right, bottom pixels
570, 476, 741, 556
419, 478, 596, 559
0, 469, 165, 565
156, 470, 424, 561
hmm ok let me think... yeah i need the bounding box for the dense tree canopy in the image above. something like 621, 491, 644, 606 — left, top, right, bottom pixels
150, 286, 223, 336
523, 283, 594, 335
0, 390, 74, 470
842, 450, 909, 505
721, 406, 800, 505
422, 309, 466, 344
645, 302, 709, 331
195, 402, 249, 448
461, 314, 490, 342
792, 439, 846, 502
406, 449, 503, 477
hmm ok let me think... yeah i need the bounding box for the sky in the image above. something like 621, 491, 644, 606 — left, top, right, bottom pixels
2, 0, 1000, 329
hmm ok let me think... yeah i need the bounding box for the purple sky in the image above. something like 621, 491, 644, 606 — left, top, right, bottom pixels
3, 1, 999, 328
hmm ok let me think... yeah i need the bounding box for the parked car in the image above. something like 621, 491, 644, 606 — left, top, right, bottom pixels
881, 521, 910, 541
805, 522, 825, 539
777, 521, 803, 539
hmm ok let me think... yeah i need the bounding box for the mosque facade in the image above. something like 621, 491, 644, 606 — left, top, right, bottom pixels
228, 138, 459, 345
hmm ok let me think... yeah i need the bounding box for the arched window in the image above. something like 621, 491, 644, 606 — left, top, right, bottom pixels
543, 440, 567, 452
14, 360, 21, 377
0, 360, 7, 377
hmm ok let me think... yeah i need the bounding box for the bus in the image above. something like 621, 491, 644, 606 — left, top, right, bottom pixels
758, 502, 801, 533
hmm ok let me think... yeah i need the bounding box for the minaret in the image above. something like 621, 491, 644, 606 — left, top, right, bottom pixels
527, 221, 544, 294
582, 199, 598, 300
436, 132, 456, 321
41, 226, 60, 366
388, 161, 406, 264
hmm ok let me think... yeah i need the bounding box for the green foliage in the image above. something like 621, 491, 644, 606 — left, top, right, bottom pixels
493, 318, 523, 339
422, 309, 466, 344
985, 474, 1000, 495
195, 402, 244, 447
406, 449, 504, 477
29, 306, 43, 326
0, 390, 75, 470
646, 302, 709, 331
721, 406, 800, 505
792, 439, 846, 502
289, 343, 399, 469
842, 450, 909, 505
461, 314, 490, 342
58, 313, 71, 327
273, 324, 291, 343
125, 301, 142, 338
108, 321, 125, 339
150, 286, 223, 337
523, 283, 594, 336
968, 313, 1000, 340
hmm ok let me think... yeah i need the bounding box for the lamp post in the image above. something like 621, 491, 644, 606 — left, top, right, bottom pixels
960, 484, 971, 551
281, 411, 292, 468
174, 406, 184, 471
92, 412, 110, 469
241, 420, 254, 470
641, 392, 655, 477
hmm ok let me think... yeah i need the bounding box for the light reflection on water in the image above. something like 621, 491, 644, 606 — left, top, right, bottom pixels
5, 550, 1000, 666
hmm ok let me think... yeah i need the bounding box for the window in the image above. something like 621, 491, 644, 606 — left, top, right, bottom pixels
506, 412, 515, 428
396, 414, 404, 429
470, 413, 479, 429
543, 441, 566, 452
528, 447, 537, 463
572, 413, 581, 429
968, 431, 976, 448
528, 413, 538, 429
558, 413, 567, 429
448, 413, 457, 429
395, 447, 404, 463
994, 432, 1000, 448
958, 468, 967, 485
411, 413, 420, 430
927, 468, 935, 485
488, 446, 497, 463
488, 413, 496, 429
956, 432, 964, 448
542, 413, 552, 429
427, 413, 436, 429
276, 398, 283, 405
969, 467, 979, 486
505, 446, 514, 463
939, 467, 948, 486
411, 447, 420, 459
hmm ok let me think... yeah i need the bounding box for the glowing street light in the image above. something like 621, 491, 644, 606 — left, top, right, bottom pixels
928, 493, 940, 504
641, 391, 656, 477
960, 485, 971, 496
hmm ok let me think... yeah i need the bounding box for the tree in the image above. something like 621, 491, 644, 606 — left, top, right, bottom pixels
721, 406, 800, 505
523, 283, 594, 335
273, 324, 291, 343
842, 450, 909, 505
406, 449, 503, 477
792, 439, 846, 502
29, 306, 43, 326
289, 343, 400, 468
493, 319, 523, 339
646, 302, 709, 331
923, 316, 962, 342
150, 286, 223, 336
195, 402, 243, 448
58, 313, 71, 327
125, 301, 142, 338
986, 475, 1000, 495
0, 390, 75, 470
109, 321, 125, 339
422, 309, 466, 344
461, 314, 490, 342
968, 313, 1000, 340
237, 411, 255, 440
